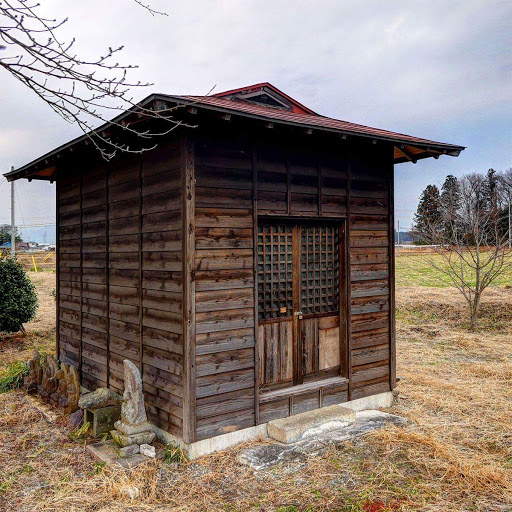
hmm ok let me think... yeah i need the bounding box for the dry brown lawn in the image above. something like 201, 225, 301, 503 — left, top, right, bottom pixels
0, 272, 511, 511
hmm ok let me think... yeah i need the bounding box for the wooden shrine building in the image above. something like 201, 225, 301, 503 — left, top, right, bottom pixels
5, 83, 464, 449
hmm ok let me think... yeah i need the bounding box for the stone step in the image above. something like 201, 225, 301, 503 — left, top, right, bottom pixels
267, 404, 357, 444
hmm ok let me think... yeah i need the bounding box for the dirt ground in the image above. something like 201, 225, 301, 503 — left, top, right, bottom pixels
25, 272, 56, 333
0, 273, 511, 511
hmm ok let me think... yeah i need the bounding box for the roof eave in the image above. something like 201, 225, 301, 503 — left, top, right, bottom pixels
4, 93, 465, 181
157, 94, 465, 153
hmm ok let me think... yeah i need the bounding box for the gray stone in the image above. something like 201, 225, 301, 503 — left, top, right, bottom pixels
114, 419, 152, 436
239, 410, 407, 470
121, 487, 140, 500
118, 444, 140, 458
110, 359, 155, 450
120, 360, 147, 425
111, 429, 155, 448
140, 443, 156, 458
65, 409, 84, 430
78, 388, 122, 410
24, 350, 42, 394
267, 404, 356, 444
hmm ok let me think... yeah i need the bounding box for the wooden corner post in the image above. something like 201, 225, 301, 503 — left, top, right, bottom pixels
388, 146, 396, 390
55, 170, 60, 360
182, 135, 196, 443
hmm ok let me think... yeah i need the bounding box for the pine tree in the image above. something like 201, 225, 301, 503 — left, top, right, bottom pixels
483, 169, 499, 213
414, 184, 442, 244
440, 175, 460, 238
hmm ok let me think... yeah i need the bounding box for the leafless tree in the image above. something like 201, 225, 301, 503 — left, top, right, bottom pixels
0, 0, 188, 160
421, 171, 512, 329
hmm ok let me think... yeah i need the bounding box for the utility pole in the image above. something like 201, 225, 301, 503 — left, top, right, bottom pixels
397, 219, 400, 253
10, 166, 15, 258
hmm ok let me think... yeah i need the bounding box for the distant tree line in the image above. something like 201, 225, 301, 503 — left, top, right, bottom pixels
413, 169, 512, 246
412, 168, 512, 328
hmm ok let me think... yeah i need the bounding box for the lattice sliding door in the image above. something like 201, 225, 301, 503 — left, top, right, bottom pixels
257, 221, 344, 389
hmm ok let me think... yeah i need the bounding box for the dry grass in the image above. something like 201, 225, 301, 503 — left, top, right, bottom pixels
0, 273, 511, 511
24, 271, 56, 334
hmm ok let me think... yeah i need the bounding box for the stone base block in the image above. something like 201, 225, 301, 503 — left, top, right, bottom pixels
115, 419, 153, 435
87, 440, 148, 468
84, 405, 121, 438
150, 391, 394, 459
267, 404, 356, 444
111, 429, 155, 448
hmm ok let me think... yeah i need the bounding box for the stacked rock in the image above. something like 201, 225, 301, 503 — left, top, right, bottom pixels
110, 360, 155, 458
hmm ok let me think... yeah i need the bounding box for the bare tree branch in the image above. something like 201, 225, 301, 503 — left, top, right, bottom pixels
417, 171, 512, 328
0, 0, 189, 160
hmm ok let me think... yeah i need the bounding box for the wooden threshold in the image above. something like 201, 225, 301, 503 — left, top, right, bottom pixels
260, 376, 348, 403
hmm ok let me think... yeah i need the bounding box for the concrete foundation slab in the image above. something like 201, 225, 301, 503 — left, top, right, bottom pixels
267, 404, 356, 444
149, 391, 394, 460
239, 410, 407, 470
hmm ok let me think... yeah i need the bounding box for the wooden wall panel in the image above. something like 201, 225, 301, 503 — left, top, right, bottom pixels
193, 135, 256, 441
81, 167, 108, 392
58, 178, 81, 370
193, 132, 394, 440
57, 139, 184, 436
141, 142, 183, 434
348, 145, 393, 400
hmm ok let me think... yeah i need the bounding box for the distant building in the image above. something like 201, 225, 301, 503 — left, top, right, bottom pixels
0, 241, 29, 250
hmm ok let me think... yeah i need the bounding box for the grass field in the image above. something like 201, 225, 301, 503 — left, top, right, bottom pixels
396, 251, 512, 288
0, 266, 511, 511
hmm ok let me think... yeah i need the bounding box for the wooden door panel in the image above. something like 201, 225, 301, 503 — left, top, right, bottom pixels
258, 321, 293, 387
299, 224, 341, 379
258, 220, 344, 389
301, 316, 341, 375
300, 317, 319, 375
319, 326, 340, 370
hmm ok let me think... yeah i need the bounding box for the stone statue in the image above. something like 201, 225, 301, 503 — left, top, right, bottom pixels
50, 363, 68, 408
24, 350, 42, 394
64, 365, 80, 415
111, 359, 155, 453
38, 355, 58, 400
121, 360, 147, 425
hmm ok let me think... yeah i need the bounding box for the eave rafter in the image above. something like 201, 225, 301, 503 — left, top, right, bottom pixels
395, 145, 417, 164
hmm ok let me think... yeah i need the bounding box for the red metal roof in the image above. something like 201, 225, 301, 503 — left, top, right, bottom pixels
212, 82, 317, 115
4, 83, 465, 182
172, 89, 460, 150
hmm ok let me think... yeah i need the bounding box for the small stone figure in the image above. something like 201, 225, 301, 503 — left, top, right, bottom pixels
23, 350, 42, 394
111, 360, 155, 455
38, 355, 58, 401
50, 363, 68, 408
120, 359, 147, 426
63, 365, 80, 415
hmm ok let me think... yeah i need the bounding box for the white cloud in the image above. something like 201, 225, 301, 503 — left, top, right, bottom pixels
0, 0, 510, 239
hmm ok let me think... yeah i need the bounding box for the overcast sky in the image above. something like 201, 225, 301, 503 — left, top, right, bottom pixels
1, 0, 510, 242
